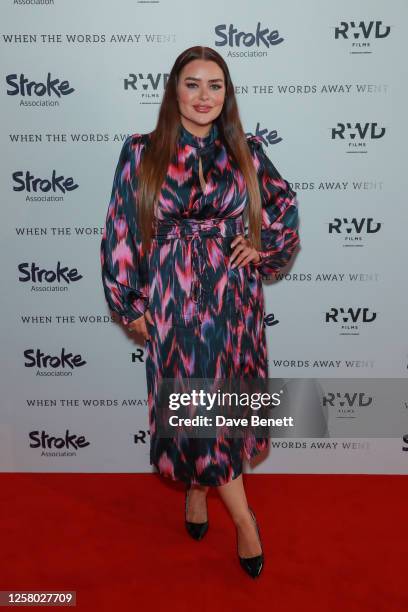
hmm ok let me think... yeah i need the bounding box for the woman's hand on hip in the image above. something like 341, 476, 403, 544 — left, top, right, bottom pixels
127, 308, 154, 343
230, 235, 261, 268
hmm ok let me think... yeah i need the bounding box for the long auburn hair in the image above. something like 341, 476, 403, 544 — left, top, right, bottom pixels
136, 45, 262, 253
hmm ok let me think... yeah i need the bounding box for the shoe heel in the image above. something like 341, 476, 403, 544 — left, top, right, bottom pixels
185, 485, 209, 541
237, 507, 264, 578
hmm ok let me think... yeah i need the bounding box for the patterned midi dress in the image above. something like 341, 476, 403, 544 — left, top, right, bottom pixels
100, 121, 300, 486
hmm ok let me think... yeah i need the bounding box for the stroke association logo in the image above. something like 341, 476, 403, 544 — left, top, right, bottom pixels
29, 429, 91, 457
214, 21, 284, 52
334, 20, 391, 53
6, 72, 75, 107
18, 261, 83, 289
328, 217, 382, 246
24, 347, 87, 373
331, 122, 386, 152
264, 312, 279, 328
245, 122, 283, 146
325, 307, 377, 336
12, 170, 79, 200
123, 72, 169, 103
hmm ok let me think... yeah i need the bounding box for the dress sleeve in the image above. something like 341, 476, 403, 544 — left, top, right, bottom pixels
247, 135, 300, 278
100, 134, 149, 326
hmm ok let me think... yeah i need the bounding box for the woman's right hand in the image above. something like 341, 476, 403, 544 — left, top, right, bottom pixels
127, 308, 154, 343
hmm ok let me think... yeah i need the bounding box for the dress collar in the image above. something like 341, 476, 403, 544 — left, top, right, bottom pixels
178, 121, 219, 149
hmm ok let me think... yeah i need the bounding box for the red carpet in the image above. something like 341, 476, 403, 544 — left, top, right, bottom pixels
0, 473, 406, 611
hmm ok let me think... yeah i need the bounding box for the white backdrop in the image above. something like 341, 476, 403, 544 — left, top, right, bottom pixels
1, 0, 407, 474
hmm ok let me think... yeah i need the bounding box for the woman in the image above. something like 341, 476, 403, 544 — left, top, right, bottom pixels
100, 46, 300, 578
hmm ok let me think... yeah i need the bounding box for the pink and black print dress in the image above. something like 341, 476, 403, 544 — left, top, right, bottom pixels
100, 121, 300, 486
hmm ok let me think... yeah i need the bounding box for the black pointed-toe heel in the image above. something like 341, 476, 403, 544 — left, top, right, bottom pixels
237, 507, 264, 578
185, 485, 209, 541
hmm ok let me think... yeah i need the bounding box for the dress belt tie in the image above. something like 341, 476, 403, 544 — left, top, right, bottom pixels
152, 216, 245, 307
152, 216, 245, 240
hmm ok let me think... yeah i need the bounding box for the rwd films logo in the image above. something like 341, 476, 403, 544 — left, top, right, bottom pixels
328, 217, 382, 245
334, 20, 391, 46
331, 122, 386, 151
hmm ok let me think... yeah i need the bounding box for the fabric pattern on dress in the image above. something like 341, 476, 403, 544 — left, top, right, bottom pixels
100, 121, 300, 486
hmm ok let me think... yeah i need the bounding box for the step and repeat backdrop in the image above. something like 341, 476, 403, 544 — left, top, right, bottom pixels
1, 1, 407, 474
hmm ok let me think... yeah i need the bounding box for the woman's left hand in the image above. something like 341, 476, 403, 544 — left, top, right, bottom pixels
230, 235, 261, 268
